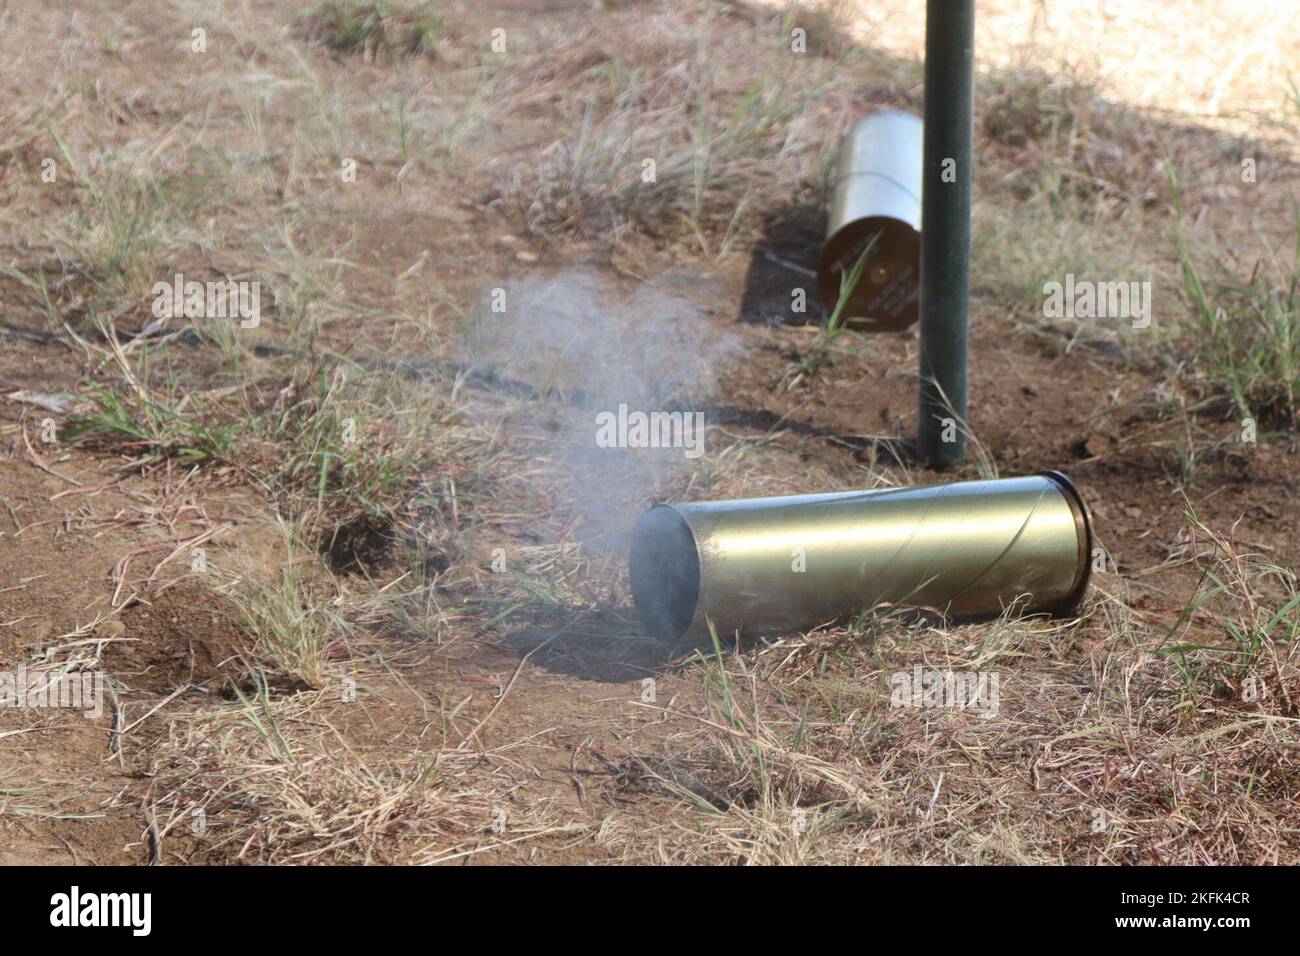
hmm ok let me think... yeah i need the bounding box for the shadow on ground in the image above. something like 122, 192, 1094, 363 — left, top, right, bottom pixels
736, 202, 827, 327
497, 606, 692, 682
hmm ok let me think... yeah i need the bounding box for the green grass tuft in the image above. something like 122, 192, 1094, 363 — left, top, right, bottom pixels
1169, 165, 1300, 428
300, 0, 445, 59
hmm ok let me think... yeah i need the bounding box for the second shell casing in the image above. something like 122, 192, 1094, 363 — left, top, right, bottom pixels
817, 110, 923, 332
629, 472, 1092, 643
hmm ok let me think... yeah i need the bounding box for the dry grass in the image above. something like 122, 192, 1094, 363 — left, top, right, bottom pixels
605, 547, 1300, 864
496, 5, 850, 253
142, 677, 562, 864
817, 0, 1300, 133
2, 0, 1298, 866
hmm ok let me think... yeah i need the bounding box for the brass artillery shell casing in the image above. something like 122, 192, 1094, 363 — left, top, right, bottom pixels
817, 110, 923, 332
629, 472, 1093, 643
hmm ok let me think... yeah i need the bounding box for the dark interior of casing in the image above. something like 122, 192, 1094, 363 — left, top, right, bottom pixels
629, 506, 700, 643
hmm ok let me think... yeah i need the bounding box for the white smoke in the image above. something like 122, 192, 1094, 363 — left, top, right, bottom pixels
462, 268, 741, 550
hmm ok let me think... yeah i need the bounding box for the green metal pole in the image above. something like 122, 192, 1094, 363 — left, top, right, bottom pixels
917, 0, 975, 467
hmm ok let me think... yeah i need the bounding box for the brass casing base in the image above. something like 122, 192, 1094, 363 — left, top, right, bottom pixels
817, 111, 923, 332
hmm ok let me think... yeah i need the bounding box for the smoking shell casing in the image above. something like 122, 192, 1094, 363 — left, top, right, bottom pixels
629, 472, 1092, 644
817, 110, 923, 332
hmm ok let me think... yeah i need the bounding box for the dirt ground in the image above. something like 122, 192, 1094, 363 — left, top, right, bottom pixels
1, 0, 1298, 864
